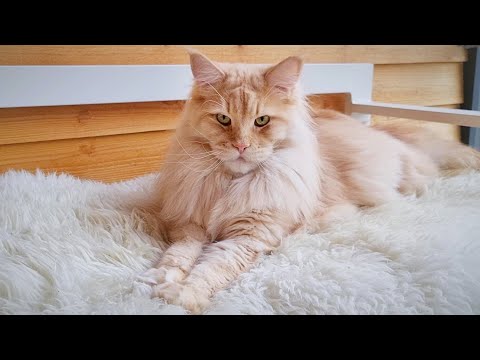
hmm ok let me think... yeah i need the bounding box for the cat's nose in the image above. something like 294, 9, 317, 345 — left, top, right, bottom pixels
232, 142, 250, 154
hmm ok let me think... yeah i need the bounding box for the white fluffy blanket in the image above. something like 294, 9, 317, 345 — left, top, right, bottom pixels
1, 169, 480, 315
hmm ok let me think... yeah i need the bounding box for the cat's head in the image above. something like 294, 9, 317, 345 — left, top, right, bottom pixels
183, 50, 306, 175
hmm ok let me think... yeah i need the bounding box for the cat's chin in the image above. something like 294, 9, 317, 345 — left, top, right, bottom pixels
223, 158, 257, 175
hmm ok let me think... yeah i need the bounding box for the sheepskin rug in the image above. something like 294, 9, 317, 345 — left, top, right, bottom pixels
1, 169, 480, 315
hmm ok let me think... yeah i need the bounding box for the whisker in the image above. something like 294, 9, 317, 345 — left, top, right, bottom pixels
174, 160, 221, 174
180, 140, 215, 156
262, 84, 278, 103
167, 152, 219, 160
168, 150, 220, 155
158, 155, 220, 168
191, 159, 224, 191
201, 157, 224, 173
167, 151, 217, 160
183, 140, 209, 144
175, 134, 220, 160
256, 160, 268, 177
174, 134, 197, 159
205, 82, 228, 105
185, 121, 211, 140
197, 99, 223, 112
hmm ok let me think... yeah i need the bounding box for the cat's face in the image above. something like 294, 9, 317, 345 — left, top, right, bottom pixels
185, 52, 304, 175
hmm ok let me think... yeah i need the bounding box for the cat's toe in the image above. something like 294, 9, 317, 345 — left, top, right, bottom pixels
152, 281, 183, 300
153, 283, 210, 314
136, 268, 166, 285
162, 267, 186, 282
137, 266, 185, 286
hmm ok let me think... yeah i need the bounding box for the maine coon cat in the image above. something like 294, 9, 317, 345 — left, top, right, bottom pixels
138, 50, 480, 313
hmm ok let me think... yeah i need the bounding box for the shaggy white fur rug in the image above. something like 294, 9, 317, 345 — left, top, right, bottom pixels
1, 169, 480, 315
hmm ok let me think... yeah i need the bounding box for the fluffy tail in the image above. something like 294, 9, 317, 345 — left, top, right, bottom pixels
372, 122, 480, 171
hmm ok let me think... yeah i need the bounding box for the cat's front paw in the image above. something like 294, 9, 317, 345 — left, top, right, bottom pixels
152, 282, 210, 314
136, 266, 185, 285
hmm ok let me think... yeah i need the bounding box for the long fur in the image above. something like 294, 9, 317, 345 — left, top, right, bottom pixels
1, 170, 480, 314
138, 52, 480, 313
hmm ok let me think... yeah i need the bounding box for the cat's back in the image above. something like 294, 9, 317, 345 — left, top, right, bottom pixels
310, 110, 415, 191
311, 109, 402, 152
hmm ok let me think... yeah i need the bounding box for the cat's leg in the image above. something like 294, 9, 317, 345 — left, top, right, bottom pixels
307, 203, 358, 233
152, 211, 285, 313
138, 223, 209, 285
347, 175, 401, 207
152, 237, 272, 313
398, 150, 438, 196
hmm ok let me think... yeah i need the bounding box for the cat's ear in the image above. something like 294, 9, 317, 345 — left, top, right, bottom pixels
188, 49, 225, 85
265, 56, 303, 92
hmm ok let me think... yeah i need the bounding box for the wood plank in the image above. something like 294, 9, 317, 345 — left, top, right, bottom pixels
0, 105, 462, 184
371, 105, 461, 141
0, 94, 347, 145
0, 101, 182, 145
0, 46, 466, 65
0, 131, 174, 183
308, 93, 347, 113
373, 63, 463, 106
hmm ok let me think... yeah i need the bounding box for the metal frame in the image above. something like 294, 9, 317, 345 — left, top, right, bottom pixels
462, 47, 480, 150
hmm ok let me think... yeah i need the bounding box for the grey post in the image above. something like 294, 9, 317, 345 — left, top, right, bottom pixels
461, 46, 480, 150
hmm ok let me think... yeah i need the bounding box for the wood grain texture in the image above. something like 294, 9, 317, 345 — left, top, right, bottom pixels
0, 63, 462, 143
0, 46, 467, 182
0, 105, 462, 183
0, 46, 467, 65
0, 131, 174, 183
0, 94, 347, 145
371, 104, 461, 141
0, 101, 182, 145
308, 93, 348, 113
373, 63, 463, 106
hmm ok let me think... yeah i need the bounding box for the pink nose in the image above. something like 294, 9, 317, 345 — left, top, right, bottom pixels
233, 143, 250, 154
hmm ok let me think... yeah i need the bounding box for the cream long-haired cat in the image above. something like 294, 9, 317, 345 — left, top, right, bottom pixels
138, 51, 480, 313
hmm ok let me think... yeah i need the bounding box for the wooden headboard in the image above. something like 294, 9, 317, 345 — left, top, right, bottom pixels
0, 45, 467, 183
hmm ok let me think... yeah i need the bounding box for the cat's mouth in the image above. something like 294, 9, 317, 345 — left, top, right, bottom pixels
235, 153, 247, 161
225, 156, 247, 165
223, 151, 248, 163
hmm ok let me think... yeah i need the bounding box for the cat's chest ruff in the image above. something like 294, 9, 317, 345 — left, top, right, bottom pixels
190, 169, 259, 226
189, 171, 233, 225
186, 157, 317, 230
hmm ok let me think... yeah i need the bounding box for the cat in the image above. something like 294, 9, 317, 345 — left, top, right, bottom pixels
137, 50, 480, 314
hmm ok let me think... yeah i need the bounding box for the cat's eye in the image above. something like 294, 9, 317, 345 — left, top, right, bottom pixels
216, 114, 231, 126
255, 115, 270, 127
